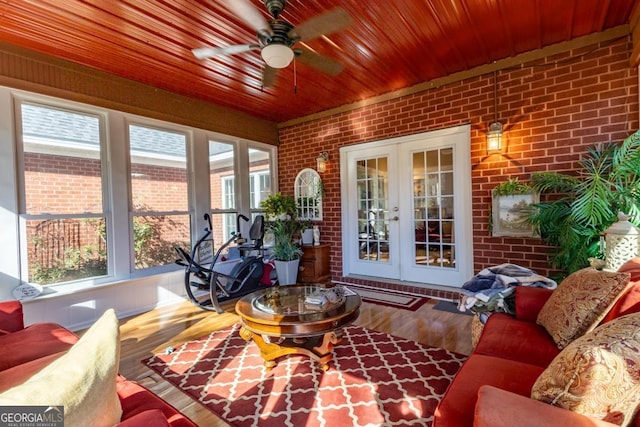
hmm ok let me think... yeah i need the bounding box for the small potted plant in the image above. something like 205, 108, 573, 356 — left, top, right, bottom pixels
261, 193, 305, 284
261, 192, 297, 221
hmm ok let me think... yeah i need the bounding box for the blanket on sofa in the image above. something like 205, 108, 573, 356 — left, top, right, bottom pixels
458, 264, 557, 314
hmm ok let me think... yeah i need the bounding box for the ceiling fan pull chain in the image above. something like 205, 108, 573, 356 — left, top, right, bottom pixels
294, 58, 297, 94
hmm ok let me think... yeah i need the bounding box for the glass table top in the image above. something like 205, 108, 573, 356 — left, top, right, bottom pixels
253, 284, 355, 316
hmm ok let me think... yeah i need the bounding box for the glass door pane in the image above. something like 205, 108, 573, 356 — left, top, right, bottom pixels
357, 157, 390, 262
412, 147, 456, 268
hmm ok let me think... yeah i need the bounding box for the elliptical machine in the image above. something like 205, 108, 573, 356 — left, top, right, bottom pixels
175, 213, 266, 313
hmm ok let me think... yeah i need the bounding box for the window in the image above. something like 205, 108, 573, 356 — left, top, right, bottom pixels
7, 89, 277, 290
249, 172, 271, 212
209, 140, 237, 251
220, 176, 236, 240
129, 124, 190, 270
18, 102, 108, 285
220, 172, 271, 238
210, 142, 276, 253
249, 147, 272, 215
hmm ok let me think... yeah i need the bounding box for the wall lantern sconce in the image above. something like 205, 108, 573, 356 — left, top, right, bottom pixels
487, 71, 503, 154
316, 151, 329, 173
487, 121, 503, 152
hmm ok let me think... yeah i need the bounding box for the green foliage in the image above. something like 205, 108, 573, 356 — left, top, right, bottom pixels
268, 219, 304, 261
132, 215, 188, 269
133, 217, 155, 267
530, 172, 579, 193
260, 193, 297, 218
527, 131, 640, 278
492, 178, 533, 196
29, 218, 107, 285
30, 214, 186, 284
31, 263, 65, 284
262, 193, 305, 261
317, 178, 326, 198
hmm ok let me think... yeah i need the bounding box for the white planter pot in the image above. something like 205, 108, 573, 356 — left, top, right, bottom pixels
301, 228, 314, 245
274, 259, 300, 285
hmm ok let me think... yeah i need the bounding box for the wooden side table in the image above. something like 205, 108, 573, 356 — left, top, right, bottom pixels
299, 244, 330, 283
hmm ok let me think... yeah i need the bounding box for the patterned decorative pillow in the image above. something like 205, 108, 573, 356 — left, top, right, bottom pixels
531, 313, 640, 426
536, 267, 630, 349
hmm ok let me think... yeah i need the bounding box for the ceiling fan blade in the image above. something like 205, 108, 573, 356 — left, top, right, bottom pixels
192, 44, 258, 59
262, 66, 278, 88
295, 48, 344, 76
288, 8, 351, 42
222, 0, 273, 38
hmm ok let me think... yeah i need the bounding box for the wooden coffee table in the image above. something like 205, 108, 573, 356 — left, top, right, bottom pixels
235, 284, 361, 370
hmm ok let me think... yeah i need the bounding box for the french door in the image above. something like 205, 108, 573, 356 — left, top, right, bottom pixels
340, 125, 473, 288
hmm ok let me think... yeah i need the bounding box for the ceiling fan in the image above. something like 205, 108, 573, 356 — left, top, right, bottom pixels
192, 0, 351, 87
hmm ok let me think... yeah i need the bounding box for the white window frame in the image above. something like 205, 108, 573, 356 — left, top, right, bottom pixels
250, 170, 271, 211
220, 170, 272, 238
15, 96, 112, 288
220, 175, 236, 239
126, 120, 191, 275
0, 86, 278, 297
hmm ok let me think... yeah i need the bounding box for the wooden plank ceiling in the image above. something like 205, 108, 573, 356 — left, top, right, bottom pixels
0, 0, 637, 123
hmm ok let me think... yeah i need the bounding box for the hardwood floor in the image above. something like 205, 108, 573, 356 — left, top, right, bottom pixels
118, 297, 473, 426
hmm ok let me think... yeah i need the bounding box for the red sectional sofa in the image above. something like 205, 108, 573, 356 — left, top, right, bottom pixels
434, 259, 640, 427
0, 300, 196, 427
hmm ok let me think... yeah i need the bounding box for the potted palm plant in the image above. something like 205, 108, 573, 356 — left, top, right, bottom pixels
526, 131, 640, 278
261, 193, 304, 285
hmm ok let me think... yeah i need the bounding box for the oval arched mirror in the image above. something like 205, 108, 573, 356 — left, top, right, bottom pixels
294, 168, 323, 221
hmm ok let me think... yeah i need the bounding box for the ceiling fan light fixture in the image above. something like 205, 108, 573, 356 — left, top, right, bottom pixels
261, 43, 294, 69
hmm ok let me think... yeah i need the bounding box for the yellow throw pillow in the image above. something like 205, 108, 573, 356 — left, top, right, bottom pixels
536, 267, 630, 348
531, 313, 640, 426
0, 309, 122, 427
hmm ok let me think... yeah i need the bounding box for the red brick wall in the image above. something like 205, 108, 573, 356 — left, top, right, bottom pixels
24, 152, 190, 270
24, 152, 102, 214
131, 163, 188, 211
277, 38, 639, 292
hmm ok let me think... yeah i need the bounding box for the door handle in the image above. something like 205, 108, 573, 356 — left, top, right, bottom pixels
391, 216, 399, 221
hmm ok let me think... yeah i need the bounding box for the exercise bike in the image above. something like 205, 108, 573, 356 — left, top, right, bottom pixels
175, 213, 267, 313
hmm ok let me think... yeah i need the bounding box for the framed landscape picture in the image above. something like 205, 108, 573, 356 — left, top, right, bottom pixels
492, 192, 539, 237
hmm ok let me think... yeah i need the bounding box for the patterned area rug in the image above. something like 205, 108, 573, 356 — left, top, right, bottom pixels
340, 284, 430, 311
144, 324, 465, 427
